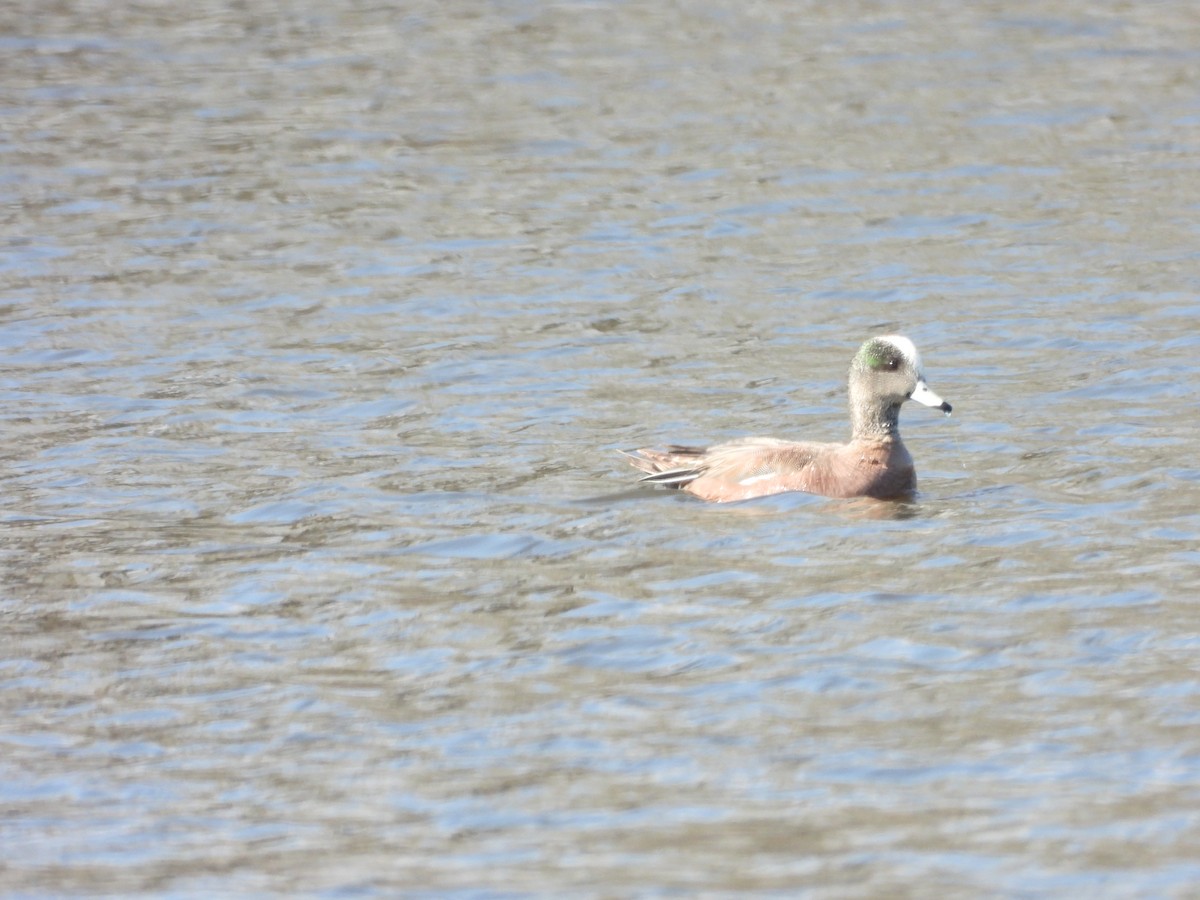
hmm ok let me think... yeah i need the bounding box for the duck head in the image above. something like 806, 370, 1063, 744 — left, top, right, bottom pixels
848, 335, 951, 438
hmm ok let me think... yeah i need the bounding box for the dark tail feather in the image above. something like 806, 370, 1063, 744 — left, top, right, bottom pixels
618, 448, 703, 489
638, 467, 700, 487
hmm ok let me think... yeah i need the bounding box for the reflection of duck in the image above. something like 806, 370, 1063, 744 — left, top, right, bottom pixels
624, 335, 952, 502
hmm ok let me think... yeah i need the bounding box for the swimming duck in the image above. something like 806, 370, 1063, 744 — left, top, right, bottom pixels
624, 335, 951, 501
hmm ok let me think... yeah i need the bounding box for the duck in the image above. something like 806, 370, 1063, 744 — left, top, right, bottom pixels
623, 335, 951, 502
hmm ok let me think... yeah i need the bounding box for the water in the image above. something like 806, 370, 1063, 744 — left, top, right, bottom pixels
3, 0, 1200, 895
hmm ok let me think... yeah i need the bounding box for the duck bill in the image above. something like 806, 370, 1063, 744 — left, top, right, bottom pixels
910, 379, 952, 414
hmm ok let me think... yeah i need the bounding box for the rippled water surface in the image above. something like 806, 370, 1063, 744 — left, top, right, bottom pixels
4, 0, 1200, 895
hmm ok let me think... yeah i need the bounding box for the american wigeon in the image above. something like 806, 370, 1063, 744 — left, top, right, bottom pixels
623, 335, 951, 502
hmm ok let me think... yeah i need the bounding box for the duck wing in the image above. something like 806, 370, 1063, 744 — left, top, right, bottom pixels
624, 438, 828, 489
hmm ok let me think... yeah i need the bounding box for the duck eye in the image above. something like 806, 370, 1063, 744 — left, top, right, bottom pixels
864, 349, 903, 372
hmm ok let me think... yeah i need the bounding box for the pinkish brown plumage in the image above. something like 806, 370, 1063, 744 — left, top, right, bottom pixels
624, 335, 951, 502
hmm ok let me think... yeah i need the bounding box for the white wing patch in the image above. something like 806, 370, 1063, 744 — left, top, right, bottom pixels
738, 472, 778, 486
